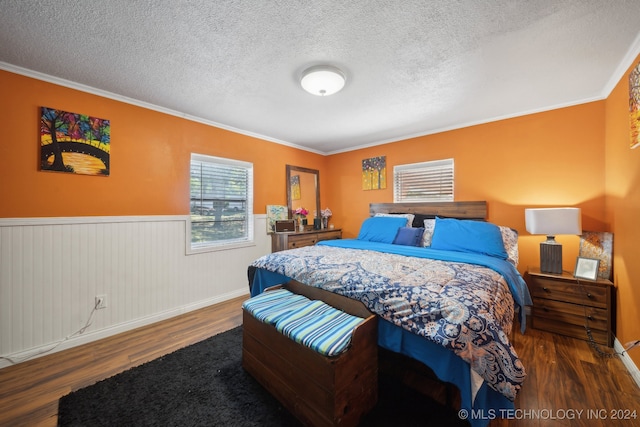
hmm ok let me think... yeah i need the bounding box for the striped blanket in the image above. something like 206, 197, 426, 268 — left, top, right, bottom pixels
243, 288, 364, 356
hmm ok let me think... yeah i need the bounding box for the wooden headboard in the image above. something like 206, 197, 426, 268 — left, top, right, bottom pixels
369, 201, 487, 220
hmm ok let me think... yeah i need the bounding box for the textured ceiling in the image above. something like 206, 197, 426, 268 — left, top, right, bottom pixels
1, 0, 640, 154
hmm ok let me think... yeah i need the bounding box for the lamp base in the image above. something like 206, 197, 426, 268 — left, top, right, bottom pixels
540, 238, 563, 274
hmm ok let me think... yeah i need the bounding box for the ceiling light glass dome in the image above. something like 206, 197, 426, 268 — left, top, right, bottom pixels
300, 65, 346, 96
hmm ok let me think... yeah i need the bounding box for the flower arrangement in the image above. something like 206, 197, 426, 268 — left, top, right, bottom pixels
293, 207, 308, 232
294, 207, 309, 218
320, 207, 332, 229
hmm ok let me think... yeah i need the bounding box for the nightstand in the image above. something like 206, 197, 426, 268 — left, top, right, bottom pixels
526, 267, 615, 347
271, 228, 342, 252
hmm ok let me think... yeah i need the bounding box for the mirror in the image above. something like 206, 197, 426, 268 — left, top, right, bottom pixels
286, 165, 320, 221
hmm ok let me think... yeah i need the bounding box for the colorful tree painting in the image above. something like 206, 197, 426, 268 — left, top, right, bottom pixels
40, 106, 111, 175
362, 156, 386, 190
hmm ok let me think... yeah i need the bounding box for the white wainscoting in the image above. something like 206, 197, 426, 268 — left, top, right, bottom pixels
0, 215, 270, 368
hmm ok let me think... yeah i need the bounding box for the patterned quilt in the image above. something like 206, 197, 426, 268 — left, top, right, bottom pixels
249, 243, 526, 401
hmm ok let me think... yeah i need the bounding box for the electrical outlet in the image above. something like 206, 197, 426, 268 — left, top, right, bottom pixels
95, 295, 107, 309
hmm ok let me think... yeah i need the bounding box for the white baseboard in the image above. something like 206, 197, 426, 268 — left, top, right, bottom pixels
615, 338, 640, 389
0, 289, 249, 369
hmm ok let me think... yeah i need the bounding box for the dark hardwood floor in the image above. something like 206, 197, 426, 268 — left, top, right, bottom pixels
0, 295, 245, 427
0, 294, 638, 427
492, 325, 640, 427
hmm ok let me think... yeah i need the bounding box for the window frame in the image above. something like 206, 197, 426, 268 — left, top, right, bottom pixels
187, 153, 254, 254
393, 158, 454, 203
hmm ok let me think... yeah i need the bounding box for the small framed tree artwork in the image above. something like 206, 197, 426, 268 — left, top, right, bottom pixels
40, 106, 110, 176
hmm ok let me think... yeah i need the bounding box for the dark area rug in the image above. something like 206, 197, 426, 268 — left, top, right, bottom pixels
58, 326, 467, 426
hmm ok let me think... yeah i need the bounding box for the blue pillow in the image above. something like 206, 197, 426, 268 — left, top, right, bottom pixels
430, 217, 508, 259
357, 216, 408, 244
393, 227, 425, 246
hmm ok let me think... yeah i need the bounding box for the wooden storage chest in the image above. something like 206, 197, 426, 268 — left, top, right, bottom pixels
242, 281, 378, 427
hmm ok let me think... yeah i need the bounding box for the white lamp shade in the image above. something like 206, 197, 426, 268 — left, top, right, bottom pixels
525, 208, 582, 236
300, 65, 346, 96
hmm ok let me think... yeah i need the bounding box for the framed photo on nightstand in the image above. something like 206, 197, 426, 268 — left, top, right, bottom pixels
574, 257, 600, 281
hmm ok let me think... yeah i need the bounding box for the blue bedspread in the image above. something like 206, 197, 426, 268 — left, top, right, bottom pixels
248, 239, 532, 426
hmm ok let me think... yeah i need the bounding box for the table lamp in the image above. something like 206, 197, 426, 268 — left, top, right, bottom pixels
525, 208, 582, 274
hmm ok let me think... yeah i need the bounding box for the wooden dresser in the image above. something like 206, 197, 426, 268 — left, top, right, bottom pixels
526, 267, 615, 347
271, 228, 342, 252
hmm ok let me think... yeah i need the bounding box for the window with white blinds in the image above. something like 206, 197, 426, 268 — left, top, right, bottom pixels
188, 153, 253, 252
393, 159, 454, 202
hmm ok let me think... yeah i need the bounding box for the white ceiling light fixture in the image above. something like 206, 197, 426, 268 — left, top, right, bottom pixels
300, 65, 346, 96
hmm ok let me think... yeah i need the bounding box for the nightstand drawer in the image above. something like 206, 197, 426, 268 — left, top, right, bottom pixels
532, 316, 609, 345
528, 277, 608, 308
532, 297, 609, 331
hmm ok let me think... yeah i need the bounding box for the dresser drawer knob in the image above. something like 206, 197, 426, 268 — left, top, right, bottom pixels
587, 293, 593, 299
587, 315, 594, 321
542, 287, 549, 292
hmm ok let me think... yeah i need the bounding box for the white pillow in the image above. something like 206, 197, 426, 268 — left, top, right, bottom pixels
499, 226, 519, 267
422, 219, 435, 246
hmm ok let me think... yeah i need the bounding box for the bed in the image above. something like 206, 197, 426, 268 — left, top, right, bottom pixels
247, 201, 532, 426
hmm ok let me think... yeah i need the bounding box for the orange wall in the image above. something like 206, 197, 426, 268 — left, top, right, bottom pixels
605, 54, 640, 368
0, 70, 326, 218
326, 102, 607, 276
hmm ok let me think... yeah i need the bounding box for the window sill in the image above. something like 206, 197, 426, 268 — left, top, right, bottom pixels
186, 240, 256, 255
